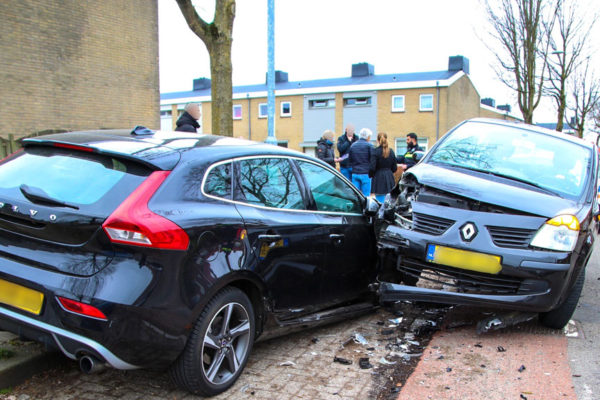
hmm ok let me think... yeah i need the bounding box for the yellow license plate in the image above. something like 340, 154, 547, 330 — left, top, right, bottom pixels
0, 278, 44, 315
426, 245, 502, 274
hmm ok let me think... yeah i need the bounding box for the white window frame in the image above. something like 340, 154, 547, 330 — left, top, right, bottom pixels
391, 95, 405, 112
280, 101, 292, 117
309, 99, 335, 109
419, 94, 434, 112
232, 104, 243, 120
258, 103, 268, 119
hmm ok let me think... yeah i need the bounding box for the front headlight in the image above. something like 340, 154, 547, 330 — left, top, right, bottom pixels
530, 215, 580, 252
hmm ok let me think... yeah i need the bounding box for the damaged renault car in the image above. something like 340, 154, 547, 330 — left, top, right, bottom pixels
377, 118, 598, 330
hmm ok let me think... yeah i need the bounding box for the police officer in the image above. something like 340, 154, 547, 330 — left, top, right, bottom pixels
397, 132, 423, 171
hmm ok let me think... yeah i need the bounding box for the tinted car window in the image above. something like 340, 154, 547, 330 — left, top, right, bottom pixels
236, 158, 304, 209
0, 147, 128, 205
296, 160, 362, 214
204, 162, 232, 199
430, 122, 593, 199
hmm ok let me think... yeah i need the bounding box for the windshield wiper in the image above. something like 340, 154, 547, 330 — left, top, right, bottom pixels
444, 164, 561, 197
19, 184, 79, 210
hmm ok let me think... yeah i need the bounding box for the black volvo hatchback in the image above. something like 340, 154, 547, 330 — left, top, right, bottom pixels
0, 129, 379, 396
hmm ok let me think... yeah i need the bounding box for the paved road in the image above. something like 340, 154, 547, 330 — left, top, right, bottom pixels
1, 251, 598, 399
569, 244, 600, 400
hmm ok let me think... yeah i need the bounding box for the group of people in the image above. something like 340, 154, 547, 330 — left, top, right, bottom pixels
317, 124, 423, 202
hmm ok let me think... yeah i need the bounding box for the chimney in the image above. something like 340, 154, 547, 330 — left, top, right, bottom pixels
351, 63, 375, 77
448, 55, 470, 74
265, 70, 289, 84
497, 104, 511, 113
481, 98, 495, 107
193, 78, 211, 91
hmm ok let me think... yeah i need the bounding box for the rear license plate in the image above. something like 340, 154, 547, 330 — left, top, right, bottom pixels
0, 278, 44, 315
426, 244, 502, 274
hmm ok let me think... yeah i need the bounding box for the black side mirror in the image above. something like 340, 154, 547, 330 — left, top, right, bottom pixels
364, 197, 380, 216
413, 151, 425, 163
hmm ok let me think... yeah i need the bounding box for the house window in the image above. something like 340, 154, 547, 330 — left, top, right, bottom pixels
308, 99, 335, 109
391, 95, 405, 112
280, 101, 292, 117
420, 94, 434, 111
258, 103, 268, 118
396, 137, 429, 156
344, 97, 372, 107
233, 104, 242, 120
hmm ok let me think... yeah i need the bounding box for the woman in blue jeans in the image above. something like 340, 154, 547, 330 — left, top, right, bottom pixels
348, 128, 374, 196
371, 132, 397, 202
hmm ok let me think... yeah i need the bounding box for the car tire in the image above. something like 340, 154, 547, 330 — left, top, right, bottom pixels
539, 269, 585, 329
170, 287, 255, 396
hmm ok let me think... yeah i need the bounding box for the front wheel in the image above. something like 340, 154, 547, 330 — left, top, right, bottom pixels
170, 287, 255, 396
539, 269, 585, 329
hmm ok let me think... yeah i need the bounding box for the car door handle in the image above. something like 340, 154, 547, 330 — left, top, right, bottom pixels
329, 234, 345, 239
258, 234, 282, 243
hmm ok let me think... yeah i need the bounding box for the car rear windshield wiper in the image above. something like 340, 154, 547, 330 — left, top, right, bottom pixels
444, 164, 561, 197
19, 184, 80, 210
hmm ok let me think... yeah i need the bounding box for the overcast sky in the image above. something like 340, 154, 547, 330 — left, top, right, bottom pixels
158, 0, 599, 123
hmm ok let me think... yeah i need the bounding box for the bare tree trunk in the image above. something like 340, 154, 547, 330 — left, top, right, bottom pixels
176, 0, 235, 137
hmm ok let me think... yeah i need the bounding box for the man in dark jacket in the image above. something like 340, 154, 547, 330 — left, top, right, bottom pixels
336, 123, 357, 180
316, 130, 336, 167
397, 132, 424, 171
175, 103, 201, 132
348, 128, 374, 196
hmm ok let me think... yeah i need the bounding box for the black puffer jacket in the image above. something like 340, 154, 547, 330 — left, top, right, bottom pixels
316, 138, 335, 167
175, 111, 200, 132
348, 139, 374, 175
337, 133, 358, 168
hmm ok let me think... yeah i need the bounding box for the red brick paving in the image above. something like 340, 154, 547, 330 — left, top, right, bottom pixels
398, 326, 576, 400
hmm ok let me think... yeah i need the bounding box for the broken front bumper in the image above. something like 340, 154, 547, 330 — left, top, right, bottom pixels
377, 202, 580, 313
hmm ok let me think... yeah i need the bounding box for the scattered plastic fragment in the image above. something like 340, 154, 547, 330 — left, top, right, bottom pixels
518, 365, 526, 373
406, 340, 420, 346
352, 333, 369, 345
564, 320, 579, 337
279, 360, 296, 367
376, 321, 385, 326
446, 367, 452, 372
497, 346, 506, 352
366, 347, 375, 351
476, 312, 537, 334
474, 342, 483, 348
311, 337, 319, 344
572, 374, 581, 377
520, 394, 527, 400
333, 356, 352, 365
359, 357, 373, 369
437, 355, 444, 360
389, 317, 404, 325
390, 387, 400, 393
379, 357, 397, 365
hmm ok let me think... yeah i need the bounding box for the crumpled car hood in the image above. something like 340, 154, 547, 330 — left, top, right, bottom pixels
406, 163, 581, 218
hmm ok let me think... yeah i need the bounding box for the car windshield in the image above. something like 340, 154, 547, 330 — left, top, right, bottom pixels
429, 122, 593, 199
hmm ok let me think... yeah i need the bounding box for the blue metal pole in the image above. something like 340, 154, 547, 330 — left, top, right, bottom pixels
265, 0, 277, 145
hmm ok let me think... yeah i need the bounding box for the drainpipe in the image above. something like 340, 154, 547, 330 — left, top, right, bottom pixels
435, 81, 440, 141
247, 93, 251, 140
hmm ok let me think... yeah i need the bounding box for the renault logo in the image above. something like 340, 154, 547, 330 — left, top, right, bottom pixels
459, 222, 478, 242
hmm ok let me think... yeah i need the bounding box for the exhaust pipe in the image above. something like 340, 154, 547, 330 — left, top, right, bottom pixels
79, 355, 106, 374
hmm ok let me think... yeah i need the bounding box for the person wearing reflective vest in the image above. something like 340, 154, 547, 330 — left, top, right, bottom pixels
397, 132, 424, 172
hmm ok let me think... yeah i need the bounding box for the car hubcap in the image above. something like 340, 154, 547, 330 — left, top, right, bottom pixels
201, 302, 251, 385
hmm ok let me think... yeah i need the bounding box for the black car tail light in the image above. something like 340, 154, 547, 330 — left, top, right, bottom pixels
102, 171, 189, 250
57, 297, 107, 320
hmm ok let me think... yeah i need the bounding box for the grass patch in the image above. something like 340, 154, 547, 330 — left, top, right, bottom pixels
0, 387, 12, 394
0, 348, 15, 360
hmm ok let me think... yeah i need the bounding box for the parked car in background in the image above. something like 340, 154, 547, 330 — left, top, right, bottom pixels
0, 128, 379, 396
377, 119, 598, 329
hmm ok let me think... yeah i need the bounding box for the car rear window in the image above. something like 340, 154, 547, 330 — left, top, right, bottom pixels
0, 147, 132, 205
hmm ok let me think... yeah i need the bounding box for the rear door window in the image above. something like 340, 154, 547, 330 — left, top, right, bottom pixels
0, 147, 144, 205
235, 158, 305, 210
